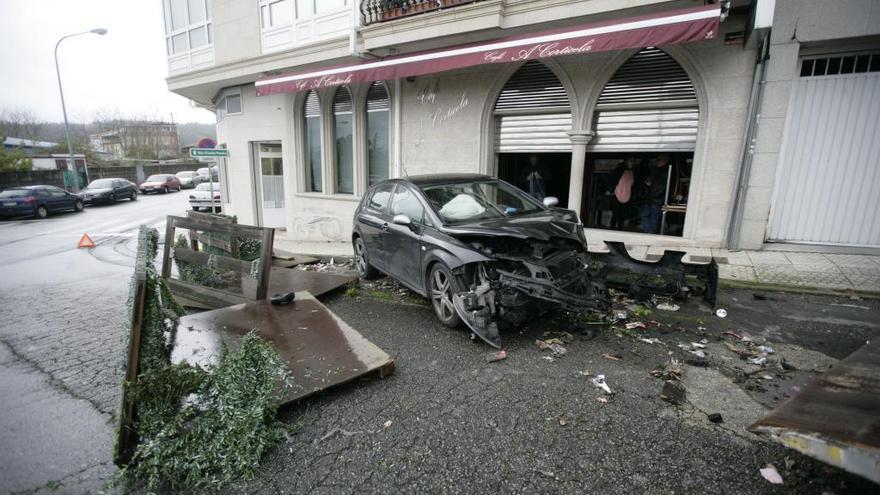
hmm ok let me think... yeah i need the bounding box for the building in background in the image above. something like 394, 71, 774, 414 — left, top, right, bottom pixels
3, 137, 57, 157
89, 123, 180, 161
163, 0, 880, 250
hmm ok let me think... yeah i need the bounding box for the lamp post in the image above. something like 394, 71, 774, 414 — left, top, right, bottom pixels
54, 28, 107, 193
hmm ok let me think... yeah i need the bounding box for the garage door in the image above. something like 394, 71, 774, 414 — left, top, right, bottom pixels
769, 52, 880, 247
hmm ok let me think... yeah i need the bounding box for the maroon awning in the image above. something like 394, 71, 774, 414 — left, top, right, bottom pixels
256, 4, 719, 96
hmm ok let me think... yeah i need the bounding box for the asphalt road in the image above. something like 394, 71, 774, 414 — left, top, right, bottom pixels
0, 190, 192, 494
0, 191, 879, 494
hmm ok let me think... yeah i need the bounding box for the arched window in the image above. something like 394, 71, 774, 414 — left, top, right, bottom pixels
494, 61, 572, 205
303, 91, 322, 192
587, 47, 699, 237
333, 87, 354, 194
366, 82, 390, 186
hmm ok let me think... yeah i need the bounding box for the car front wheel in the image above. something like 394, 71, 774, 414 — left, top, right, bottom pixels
353, 236, 379, 279
163, 186, 169, 194
429, 263, 462, 328
74, 200, 84, 212
35, 206, 48, 219
130, 191, 137, 201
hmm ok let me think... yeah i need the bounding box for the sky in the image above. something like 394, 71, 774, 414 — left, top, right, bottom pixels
0, 0, 216, 124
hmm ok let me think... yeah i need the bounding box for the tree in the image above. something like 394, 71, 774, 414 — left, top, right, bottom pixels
0, 109, 45, 142
0, 132, 33, 172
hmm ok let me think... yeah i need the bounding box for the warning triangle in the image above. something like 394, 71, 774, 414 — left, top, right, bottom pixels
78, 233, 96, 249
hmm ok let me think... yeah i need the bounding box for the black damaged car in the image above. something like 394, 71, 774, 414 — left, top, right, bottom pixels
353, 174, 718, 348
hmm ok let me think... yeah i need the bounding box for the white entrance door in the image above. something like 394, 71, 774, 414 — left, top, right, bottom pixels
769, 53, 880, 247
256, 142, 286, 228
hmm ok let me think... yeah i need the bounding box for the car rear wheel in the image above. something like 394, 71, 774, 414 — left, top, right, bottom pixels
109, 193, 116, 203
353, 236, 379, 279
163, 186, 169, 194
130, 191, 137, 201
429, 263, 462, 328
74, 200, 84, 212
35, 206, 48, 219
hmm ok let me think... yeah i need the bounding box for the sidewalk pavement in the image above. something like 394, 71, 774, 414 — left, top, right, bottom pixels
274, 237, 880, 294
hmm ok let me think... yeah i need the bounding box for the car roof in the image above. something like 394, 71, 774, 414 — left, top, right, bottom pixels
401, 173, 495, 187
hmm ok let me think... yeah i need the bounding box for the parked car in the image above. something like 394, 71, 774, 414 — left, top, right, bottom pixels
352, 174, 717, 348
175, 171, 202, 189
78, 178, 138, 204
189, 182, 221, 212
196, 166, 219, 182
0, 185, 84, 219
139, 174, 181, 194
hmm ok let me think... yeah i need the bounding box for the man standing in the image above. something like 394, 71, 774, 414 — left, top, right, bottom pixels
636, 154, 670, 234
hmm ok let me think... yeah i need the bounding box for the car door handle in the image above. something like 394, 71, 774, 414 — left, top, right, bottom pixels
381, 222, 389, 232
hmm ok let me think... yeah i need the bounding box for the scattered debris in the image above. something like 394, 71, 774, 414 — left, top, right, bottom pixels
748, 357, 767, 366
596, 396, 609, 404
759, 464, 784, 485
757, 345, 775, 354
487, 350, 508, 363
707, 413, 723, 424
591, 375, 613, 394
558, 415, 569, 426
691, 342, 706, 349
601, 353, 623, 361
661, 380, 687, 405
542, 331, 575, 343
535, 339, 567, 357
577, 370, 592, 377
625, 322, 646, 330
315, 428, 360, 445
752, 293, 782, 301
651, 358, 682, 381
690, 350, 707, 358
830, 303, 870, 310
656, 302, 680, 312
640, 337, 662, 345
383, 420, 393, 429
715, 308, 728, 318
613, 310, 627, 321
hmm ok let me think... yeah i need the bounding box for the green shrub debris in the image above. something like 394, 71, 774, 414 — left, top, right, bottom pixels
115, 226, 289, 493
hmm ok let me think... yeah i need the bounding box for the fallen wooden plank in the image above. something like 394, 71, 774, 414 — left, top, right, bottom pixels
267, 266, 355, 297
172, 292, 395, 403
750, 339, 880, 483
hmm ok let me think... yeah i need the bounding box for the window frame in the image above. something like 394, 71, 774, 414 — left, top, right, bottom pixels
162, 0, 213, 56
332, 86, 355, 195
225, 92, 243, 115
302, 90, 324, 193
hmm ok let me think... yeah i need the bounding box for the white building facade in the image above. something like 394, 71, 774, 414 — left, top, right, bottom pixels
164, 0, 880, 251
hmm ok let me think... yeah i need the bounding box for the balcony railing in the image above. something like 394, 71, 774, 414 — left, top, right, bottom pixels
361, 0, 485, 26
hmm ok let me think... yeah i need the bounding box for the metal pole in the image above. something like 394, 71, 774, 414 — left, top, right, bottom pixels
53, 29, 107, 193
209, 162, 216, 213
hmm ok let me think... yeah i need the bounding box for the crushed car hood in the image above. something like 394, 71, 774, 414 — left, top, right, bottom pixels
440, 210, 582, 242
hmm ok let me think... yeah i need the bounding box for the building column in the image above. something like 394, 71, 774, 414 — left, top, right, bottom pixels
566, 130, 593, 212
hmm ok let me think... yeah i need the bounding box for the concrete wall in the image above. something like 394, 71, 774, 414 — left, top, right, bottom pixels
735, 0, 880, 249
212, 0, 262, 66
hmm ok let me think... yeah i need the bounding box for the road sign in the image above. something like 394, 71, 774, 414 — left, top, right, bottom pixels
78, 233, 96, 248
190, 148, 228, 158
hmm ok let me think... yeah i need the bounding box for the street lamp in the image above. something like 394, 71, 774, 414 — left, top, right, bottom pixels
54, 28, 107, 193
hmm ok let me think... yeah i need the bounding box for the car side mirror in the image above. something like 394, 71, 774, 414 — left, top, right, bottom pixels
392, 214, 412, 226
543, 196, 559, 207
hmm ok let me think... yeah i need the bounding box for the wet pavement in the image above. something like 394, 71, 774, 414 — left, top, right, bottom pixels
1, 192, 879, 493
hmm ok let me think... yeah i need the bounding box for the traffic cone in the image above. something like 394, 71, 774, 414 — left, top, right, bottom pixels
78, 233, 96, 249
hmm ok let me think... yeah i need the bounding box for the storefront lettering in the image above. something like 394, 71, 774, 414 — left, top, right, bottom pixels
294, 73, 354, 91
483, 50, 507, 63
416, 81, 439, 105
510, 39, 596, 61
430, 92, 469, 127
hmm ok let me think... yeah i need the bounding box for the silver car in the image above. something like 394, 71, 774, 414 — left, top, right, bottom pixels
176, 171, 202, 189
189, 182, 221, 212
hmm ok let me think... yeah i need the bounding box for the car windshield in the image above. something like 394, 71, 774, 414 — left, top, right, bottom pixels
195, 182, 220, 191
146, 175, 165, 182
420, 180, 545, 225
87, 179, 114, 188
0, 189, 30, 198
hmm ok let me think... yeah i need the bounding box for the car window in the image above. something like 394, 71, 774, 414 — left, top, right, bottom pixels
47, 188, 68, 197
0, 189, 30, 198
390, 186, 425, 225
367, 183, 394, 212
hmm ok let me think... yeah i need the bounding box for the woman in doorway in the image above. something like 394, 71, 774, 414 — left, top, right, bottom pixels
610, 157, 637, 230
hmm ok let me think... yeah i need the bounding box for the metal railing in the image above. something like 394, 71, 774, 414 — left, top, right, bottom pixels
360, 0, 484, 25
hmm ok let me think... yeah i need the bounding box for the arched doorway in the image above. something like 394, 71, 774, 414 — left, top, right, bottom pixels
585, 47, 699, 236
494, 61, 572, 205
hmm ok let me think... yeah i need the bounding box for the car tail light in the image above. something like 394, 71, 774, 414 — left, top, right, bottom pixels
213, 194, 221, 199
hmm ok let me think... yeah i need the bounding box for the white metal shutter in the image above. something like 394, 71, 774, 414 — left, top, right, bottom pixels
769, 52, 880, 247
590, 47, 699, 152
494, 61, 571, 152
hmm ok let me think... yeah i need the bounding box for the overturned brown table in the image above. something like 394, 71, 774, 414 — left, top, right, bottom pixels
750, 339, 880, 483
173, 292, 394, 402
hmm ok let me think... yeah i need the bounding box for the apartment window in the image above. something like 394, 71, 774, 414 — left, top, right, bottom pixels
304, 91, 322, 192
163, 0, 212, 55
366, 82, 390, 186
225, 93, 242, 114
260, 0, 293, 28
333, 87, 354, 194
295, 0, 347, 19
